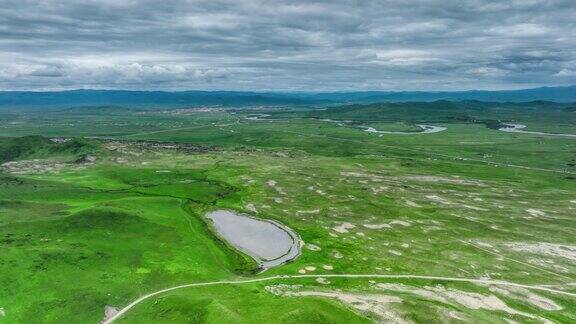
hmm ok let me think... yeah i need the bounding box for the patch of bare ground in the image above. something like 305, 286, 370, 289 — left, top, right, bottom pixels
526, 209, 547, 217
363, 223, 391, 230
305, 243, 321, 251
103, 305, 119, 323
266, 285, 408, 323
297, 209, 320, 214
394, 176, 487, 187
1, 157, 95, 174
487, 286, 562, 311
425, 195, 451, 205
245, 203, 258, 213
266, 180, 286, 195
404, 200, 421, 208
332, 222, 356, 233
462, 205, 488, 211
507, 242, 576, 262
102, 139, 218, 154
376, 283, 552, 322
390, 220, 411, 227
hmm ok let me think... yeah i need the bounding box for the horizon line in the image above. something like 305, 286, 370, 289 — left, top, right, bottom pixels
0, 84, 575, 93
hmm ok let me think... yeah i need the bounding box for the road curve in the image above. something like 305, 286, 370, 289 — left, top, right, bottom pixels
103, 274, 576, 323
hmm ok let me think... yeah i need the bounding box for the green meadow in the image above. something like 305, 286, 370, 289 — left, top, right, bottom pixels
0, 101, 575, 323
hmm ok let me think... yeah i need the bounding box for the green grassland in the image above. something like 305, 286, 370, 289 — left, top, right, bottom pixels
0, 101, 575, 323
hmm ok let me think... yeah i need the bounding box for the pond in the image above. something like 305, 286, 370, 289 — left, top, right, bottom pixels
205, 210, 301, 269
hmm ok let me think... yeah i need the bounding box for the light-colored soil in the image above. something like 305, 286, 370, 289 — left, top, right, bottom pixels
332, 222, 356, 233
526, 209, 547, 217
363, 224, 391, 230
376, 283, 553, 322
425, 195, 451, 205
102, 274, 576, 323
390, 220, 411, 227
275, 288, 407, 323
507, 242, 576, 262
488, 286, 562, 311
103, 305, 119, 322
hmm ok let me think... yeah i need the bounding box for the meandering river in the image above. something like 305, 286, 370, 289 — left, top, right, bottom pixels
362, 124, 447, 134
498, 123, 576, 138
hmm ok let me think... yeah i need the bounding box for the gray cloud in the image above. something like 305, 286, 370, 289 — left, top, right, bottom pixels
0, 0, 574, 90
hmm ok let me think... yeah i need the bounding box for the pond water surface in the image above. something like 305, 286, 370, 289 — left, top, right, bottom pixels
205, 210, 301, 269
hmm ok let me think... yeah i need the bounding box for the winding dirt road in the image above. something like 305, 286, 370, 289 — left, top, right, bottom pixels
103, 274, 576, 323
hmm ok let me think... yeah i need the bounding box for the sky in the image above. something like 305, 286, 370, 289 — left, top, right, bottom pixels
0, 0, 575, 91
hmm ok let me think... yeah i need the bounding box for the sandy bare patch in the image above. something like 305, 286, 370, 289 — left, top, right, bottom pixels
426, 195, 451, 205
399, 176, 486, 187
363, 223, 392, 230
390, 220, 411, 227
389, 250, 403, 256
2, 159, 68, 174
267, 180, 276, 186
507, 242, 576, 262
245, 203, 258, 213
488, 286, 562, 311
332, 251, 343, 259
333, 222, 356, 233
526, 209, 546, 217
322, 265, 334, 270
316, 277, 330, 285
304, 266, 316, 272
103, 305, 119, 322
371, 186, 389, 194
305, 243, 321, 251
445, 310, 467, 321
526, 258, 569, 273
265, 284, 302, 295
297, 209, 320, 214
376, 284, 544, 321
266, 180, 286, 195
404, 200, 421, 208
277, 289, 407, 323
438, 289, 524, 314
340, 171, 383, 180
505, 319, 521, 324
476, 242, 494, 248
462, 205, 488, 211
0, 307, 4, 316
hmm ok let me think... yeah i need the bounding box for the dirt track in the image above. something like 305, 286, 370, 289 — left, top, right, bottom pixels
103, 273, 576, 323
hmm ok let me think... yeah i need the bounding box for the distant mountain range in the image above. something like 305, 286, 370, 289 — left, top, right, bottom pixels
295, 85, 576, 103
0, 85, 574, 108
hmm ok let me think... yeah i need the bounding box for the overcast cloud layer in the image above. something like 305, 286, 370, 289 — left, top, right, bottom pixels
0, 0, 575, 91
